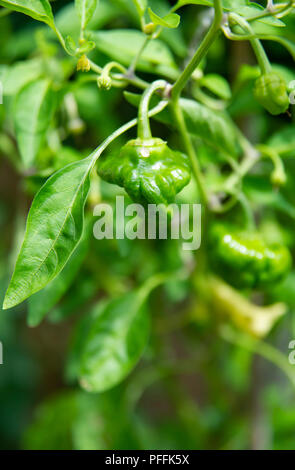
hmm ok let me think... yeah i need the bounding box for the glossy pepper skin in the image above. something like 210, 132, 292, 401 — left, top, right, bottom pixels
253, 72, 289, 115
97, 138, 191, 205
210, 225, 291, 289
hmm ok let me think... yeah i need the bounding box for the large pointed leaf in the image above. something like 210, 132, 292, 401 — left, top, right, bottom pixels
3, 156, 93, 310
13, 79, 55, 168
0, 0, 54, 27
78, 291, 150, 392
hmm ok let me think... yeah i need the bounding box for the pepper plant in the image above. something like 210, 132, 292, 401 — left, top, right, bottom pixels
1, 0, 295, 450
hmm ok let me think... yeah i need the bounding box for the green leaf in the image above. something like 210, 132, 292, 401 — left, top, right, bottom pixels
1, 59, 43, 96
0, 0, 54, 27
65, 35, 77, 55
177, 99, 241, 156
268, 37, 295, 61
23, 392, 79, 450
75, 0, 98, 31
148, 7, 180, 29
245, 176, 295, 219
3, 156, 93, 310
267, 125, 295, 158
28, 233, 89, 327
124, 92, 241, 156
54, 1, 117, 43
200, 74, 232, 100
13, 79, 55, 168
174, 0, 213, 8
174, 1, 284, 27
132, 0, 147, 16
90, 29, 179, 79
24, 390, 137, 450
234, 63, 260, 89
78, 39, 95, 54
78, 291, 150, 392
148, 0, 186, 57
49, 278, 96, 325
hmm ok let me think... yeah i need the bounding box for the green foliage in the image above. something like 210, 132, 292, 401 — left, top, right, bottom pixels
0, 0, 54, 27
174, 1, 285, 27
13, 79, 55, 168
78, 291, 150, 392
1, 59, 43, 96
23, 390, 139, 450
132, 0, 147, 17
148, 7, 180, 29
1, 0, 295, 452
91, 30, 179, 79
28, 231, 89, 327
3, 157, 92, 309
75, 0, 98, 31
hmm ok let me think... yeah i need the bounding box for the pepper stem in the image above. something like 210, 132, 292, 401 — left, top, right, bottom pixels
228, 13, 272, 74
138, 80, 168, 140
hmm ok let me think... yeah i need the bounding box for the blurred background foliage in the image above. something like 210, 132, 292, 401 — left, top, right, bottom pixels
1, 0, 295, 450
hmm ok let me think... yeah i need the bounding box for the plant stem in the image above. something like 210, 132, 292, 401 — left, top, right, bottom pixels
88, 60, 103, 74
89, 60, 149, 90
251, 39, 271, 74
137, 80, 168, 139
171, 100, 208, 204
53, 26, 148, 91
52, 24, 69, 55
172, 0, 223, 100
103, 61, 127, 75
114, 73, 150, 91
220, 325, 295, 390
128, 35, 150, 75
227, 13, 271, 74
169, 0, 223, 205
247, 1, 293, 22
91, 99, 169, 167
224, 150, 260, 192
257, 144, 287, 185
237, 192, 256, 230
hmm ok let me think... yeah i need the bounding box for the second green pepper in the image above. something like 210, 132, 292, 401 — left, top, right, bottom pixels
210, 225, 291, 289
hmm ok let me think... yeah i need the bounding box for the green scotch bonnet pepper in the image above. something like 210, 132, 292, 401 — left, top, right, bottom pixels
97, 138, 191, 205
210, 225, 291, 289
